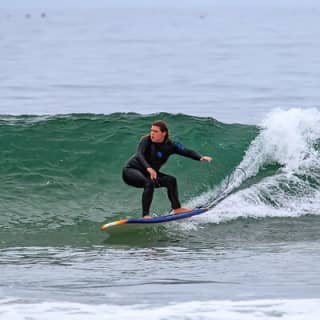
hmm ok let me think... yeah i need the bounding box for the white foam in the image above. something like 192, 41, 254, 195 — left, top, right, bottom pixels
188, 108, 320, 224
1, 298, 320, 320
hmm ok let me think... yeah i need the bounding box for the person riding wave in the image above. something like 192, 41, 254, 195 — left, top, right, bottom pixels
122, 120, 212, 218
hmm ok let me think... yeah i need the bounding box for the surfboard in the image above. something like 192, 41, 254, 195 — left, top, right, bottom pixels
100, 168, 244, 233
100, 208, 208, 231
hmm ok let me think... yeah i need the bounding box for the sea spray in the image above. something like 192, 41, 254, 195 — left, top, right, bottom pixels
193, 108, 320, 224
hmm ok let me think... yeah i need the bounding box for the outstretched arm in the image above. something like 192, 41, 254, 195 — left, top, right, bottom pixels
200, 156, 213, 162
173, 142, 213, 162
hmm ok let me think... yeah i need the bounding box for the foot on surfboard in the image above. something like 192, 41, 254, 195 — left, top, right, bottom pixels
173, 207, 192, 214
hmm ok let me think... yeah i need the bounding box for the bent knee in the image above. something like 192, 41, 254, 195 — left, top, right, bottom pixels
165, 175, 177, 186
144, 179, 155, 190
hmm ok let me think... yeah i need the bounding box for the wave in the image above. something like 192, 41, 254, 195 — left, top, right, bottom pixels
191, 108, 320, 224
1, 297, 319, 320
1, 108, 320, 245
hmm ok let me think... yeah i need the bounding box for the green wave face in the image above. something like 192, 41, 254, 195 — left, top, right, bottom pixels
0, 113, 257, 246
2, 109, 320, 247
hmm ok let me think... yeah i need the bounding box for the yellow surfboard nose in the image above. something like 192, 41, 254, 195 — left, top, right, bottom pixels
101, 219, 128, 231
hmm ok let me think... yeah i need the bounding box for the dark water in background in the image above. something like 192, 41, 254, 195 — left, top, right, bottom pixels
1, 5, 320, 123
1, 2, 320, 319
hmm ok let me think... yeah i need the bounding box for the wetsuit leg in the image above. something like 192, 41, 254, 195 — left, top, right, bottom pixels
156, 172, 181, 210
122, 168, 155, 216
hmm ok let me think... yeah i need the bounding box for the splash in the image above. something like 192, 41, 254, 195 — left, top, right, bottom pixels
193, 108, 320, 223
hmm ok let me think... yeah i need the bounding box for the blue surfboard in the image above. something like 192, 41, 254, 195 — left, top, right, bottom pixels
101, 208, 208, 231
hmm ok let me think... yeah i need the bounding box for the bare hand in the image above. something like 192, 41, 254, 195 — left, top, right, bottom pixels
200, 156, 213, 162
147, 167, 157, 179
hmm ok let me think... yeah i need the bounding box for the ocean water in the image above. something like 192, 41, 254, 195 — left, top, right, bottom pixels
1, 2, 320, 319
1, 3, 320, 123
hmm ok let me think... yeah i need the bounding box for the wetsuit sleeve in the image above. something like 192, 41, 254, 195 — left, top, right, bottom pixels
173, 141, 202, 161
136, 137, 152, 169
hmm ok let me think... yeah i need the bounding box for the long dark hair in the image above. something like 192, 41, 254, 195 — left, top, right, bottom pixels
152, 120, 169, 142
142, 120, 170, 142
152, 120, 169, 141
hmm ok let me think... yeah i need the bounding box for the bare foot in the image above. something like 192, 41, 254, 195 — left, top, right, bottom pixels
173, 207, 192, 214
143, 215, 152, 219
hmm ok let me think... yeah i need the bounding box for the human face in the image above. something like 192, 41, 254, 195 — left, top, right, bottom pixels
150, 125, 166, 143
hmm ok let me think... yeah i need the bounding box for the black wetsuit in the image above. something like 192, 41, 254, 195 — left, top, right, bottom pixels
122, 136, 202, 216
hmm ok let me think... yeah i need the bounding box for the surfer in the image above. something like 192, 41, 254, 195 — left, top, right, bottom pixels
122, 120, 212, 218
